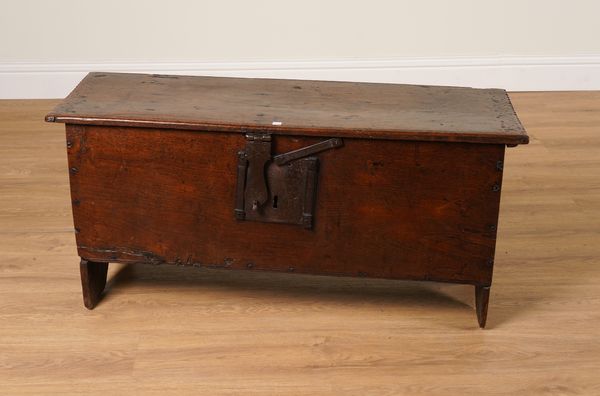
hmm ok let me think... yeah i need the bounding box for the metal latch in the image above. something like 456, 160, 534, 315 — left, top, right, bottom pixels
234, 134, 343, 228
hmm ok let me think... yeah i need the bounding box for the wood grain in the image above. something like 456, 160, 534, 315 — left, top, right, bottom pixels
1, 94, 599, 395
45, 72, 528, 145
66, 124, 503, 286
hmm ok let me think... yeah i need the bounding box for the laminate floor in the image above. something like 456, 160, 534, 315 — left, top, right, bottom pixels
1, 93, 599, 395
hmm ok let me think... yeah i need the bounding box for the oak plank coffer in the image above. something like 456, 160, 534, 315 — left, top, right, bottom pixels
46, 72, 528, 328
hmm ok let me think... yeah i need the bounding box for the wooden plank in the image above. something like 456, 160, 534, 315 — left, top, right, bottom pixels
46, 72, 528, 145
66, 124, 503, 286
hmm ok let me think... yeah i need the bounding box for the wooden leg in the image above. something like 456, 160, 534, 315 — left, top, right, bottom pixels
475, 285, 491, 328
80, 259, 108, 309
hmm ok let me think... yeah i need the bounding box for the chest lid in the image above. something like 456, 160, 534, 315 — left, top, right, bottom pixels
46, 72, 528, 145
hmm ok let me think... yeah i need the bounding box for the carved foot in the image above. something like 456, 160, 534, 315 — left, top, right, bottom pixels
475, 285, 491, 328
80, 259, 108, 309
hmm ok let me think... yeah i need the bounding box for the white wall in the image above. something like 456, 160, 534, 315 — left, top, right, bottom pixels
1, 0, 600, 97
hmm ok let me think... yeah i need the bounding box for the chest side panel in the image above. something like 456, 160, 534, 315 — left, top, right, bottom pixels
66, 125, 504, 285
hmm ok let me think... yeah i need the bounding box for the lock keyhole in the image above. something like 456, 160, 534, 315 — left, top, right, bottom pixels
272, 195, 278, 209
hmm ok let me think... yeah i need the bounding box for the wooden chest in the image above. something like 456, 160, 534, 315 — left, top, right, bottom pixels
46, 72, 528, 328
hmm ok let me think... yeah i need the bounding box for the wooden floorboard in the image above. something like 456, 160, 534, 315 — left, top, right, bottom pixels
1, 94, 599, 395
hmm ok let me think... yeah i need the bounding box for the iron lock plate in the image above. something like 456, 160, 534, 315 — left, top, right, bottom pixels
234, 133, 343, 228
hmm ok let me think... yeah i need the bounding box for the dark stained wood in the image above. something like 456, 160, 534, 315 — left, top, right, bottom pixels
47, 74, 528, 327
475, 285, 491, 328
79, 258, 108, 309
66, 124, 504, 288
46, 72, 528, 145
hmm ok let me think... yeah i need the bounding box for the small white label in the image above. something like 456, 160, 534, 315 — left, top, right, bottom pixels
272, 121, 283, 126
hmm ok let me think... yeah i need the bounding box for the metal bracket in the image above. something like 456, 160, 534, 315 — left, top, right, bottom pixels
234, 134, 343, 228
244, 133, 271, 211
273, 138, 343, 165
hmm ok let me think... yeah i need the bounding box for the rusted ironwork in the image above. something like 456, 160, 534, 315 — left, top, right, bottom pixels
273, 138, 343, 165
234, 133, 342, 228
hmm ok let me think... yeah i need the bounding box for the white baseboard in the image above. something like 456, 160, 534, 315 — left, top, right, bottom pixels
1, 56, 599, 99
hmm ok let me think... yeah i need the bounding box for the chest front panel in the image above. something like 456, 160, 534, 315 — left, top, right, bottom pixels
66, 124, 504, 286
